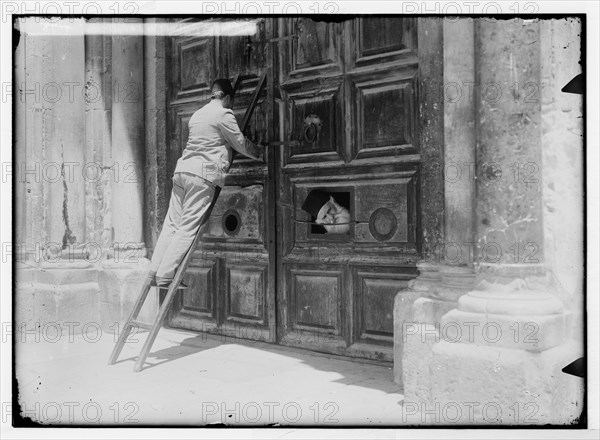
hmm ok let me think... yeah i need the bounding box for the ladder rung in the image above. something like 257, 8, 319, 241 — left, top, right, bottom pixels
129, 320, 153, 331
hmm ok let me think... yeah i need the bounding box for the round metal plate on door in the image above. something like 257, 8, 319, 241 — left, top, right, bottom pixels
369, 208, 398, 241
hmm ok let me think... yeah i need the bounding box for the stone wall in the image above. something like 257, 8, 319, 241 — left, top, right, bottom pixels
397, 17, 585, 425
14, 18, 157, 337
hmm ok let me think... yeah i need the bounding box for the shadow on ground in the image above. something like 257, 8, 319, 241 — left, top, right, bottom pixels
134, 329, 401, 395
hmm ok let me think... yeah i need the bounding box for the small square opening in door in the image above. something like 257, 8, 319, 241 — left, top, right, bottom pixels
305, 190, 353, 240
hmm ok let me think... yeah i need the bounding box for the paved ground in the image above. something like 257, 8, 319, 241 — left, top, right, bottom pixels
14, 326, 408, 426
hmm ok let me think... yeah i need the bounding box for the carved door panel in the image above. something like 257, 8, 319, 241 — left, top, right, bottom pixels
275, 17, 420, 361
165, 19, 276, 342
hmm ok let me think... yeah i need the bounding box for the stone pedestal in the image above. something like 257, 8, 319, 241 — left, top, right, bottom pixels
429, 340, 583, 424
432, 263, 583, 424
99, 257, 155, 330
15, 258, 101, 340
399, 264, 475, 396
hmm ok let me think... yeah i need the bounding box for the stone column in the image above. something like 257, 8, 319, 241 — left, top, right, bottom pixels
437, 17, 477, 305
398, 17, 477, 395
14, 23, 44, 327
15, 18, 100, 331
110, 19, 146, 251
416, 17, 445, 260
98, 18, 154, 328
47, 33, 87, 251
429, 18, 582, 425
84, 18, 112, 252
38, 24, 97, 293
441, 16, 476, 269
539, 18, 584, 341
393, 17, 445, 384
143, 18, 169, 253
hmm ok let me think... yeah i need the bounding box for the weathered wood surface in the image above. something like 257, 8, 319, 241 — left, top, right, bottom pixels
163, 18, 441, 363
276, 17, 426, 362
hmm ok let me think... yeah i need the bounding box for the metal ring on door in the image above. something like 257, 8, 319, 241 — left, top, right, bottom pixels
302, 115, 322, 144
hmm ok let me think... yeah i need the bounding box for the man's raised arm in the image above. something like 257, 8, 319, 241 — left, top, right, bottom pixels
219, 110, 263, 161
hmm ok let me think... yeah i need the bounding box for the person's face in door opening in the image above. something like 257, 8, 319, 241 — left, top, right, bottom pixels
315, 196, 350, 234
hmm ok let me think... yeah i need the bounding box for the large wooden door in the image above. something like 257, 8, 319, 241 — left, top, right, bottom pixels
275, 17, 420, 362
163, 17, 423, 362
165, 18, 276, 342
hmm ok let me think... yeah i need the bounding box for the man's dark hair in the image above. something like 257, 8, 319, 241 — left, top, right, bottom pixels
211, 78, 235, 100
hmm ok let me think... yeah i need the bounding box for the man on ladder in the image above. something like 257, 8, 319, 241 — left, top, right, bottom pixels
148, 78, 263, 289
108, 77, 265, 372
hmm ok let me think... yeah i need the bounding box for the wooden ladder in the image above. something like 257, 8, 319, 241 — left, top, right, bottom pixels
108, 73, 267, 372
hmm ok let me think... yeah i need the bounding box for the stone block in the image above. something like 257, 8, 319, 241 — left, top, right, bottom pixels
99, 301, 119, 333
54, 282, 101, 331
440, 309, 566, 351
412, 296, 456, 324
427, 339, 583, 425
98, 259, 155, 329
27, 284, 60, 327
15, 279, 101, 342
393, 288, 423, 384
401, 322, 439, 403
14, 269, 37, 332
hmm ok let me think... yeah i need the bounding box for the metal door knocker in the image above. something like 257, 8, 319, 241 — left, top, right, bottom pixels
302, 115, 322, 144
